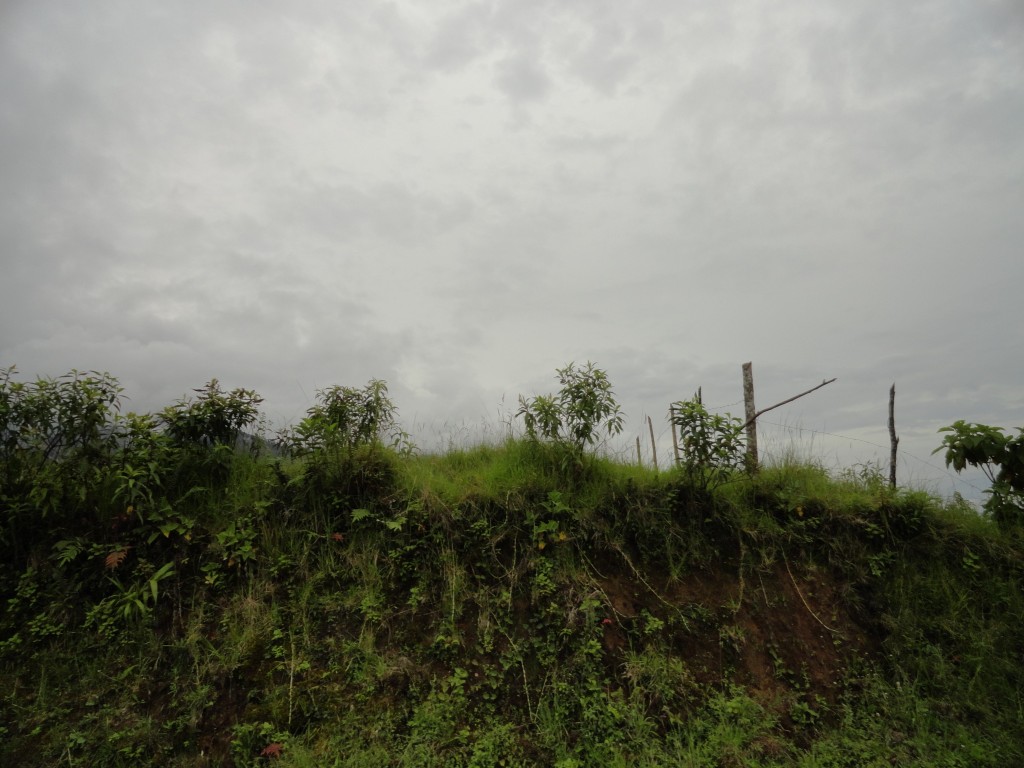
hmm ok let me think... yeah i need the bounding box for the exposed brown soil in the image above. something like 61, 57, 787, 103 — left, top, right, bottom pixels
595, 553, 877, 725
153, 551, 879, 763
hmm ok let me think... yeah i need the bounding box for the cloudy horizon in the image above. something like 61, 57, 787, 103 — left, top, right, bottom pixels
2, 0, 1022, 500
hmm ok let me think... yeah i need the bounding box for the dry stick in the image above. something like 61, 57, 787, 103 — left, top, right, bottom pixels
635, 436, 642, 467
733, 538, 746, 615
782, 553, 839, 634
287, 633, 297, 728
889, 383, 899, 489
583, 577, 630, 622
741, 377, 838, 429
579, 557, 647, 641
579, 550, 608, 580
518, 654, 533, 722
757, 571, 770, 607
497, 627, 534, 722
647, 415, 659, 472
612, 544, 677, 612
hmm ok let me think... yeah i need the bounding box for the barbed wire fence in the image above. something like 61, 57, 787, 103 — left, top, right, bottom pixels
409, 366, 991, 503
624, 363, 991, 503
626, 408, 987, 499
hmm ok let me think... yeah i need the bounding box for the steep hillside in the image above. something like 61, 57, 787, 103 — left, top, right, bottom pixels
3, 438, 1022, 767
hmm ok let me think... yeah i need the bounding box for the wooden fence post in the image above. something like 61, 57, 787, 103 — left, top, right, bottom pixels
888, 383, 898, 489
669, 405, 680, 466
647, 415, 659, 472
740, 368, 837, 475
742, 362, 758, 473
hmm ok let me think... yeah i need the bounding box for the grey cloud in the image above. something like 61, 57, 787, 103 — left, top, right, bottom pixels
423, 3, 493, 72
423, 0, 651, 99
278, 178, 478, 249
550, 4, 642, 96
2, 0, 1022, 502
494, 53, 551, 102
548, 132, 626, 153
568, 48, 638, 97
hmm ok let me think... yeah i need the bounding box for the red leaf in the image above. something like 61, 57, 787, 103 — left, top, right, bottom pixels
105, 548, 129, 570
260, 742, 284, 758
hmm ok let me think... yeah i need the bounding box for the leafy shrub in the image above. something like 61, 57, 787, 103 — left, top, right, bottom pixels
670, 395, 745, 492
84, 559, 176, 639
0, 368, 126, 567
109, 413, 172, 523
157, 379, 264, 494
286, 379, 410, 456
160, 379, 263, 449
516, 362, 624, 460
279, 381, 407, 522
0, 367, 124, 501
935, 420, 1024, 532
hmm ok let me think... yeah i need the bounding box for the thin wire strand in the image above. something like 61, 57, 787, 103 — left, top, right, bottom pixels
636, 412, 987, 496
756, 419, 987, 494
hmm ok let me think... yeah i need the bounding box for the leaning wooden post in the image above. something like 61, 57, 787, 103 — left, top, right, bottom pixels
742, 362, 758, 473
888, 383, 898, 489
647, 415, 659, 472
669, 405, 681, 466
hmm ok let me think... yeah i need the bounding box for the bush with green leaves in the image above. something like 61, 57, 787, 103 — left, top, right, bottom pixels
0, 367, 126, 560
516, 362, 624, 459
286, 379, 409, 455
155, 379, 265, 499
935, 420, 1024, 531
0, 368, 180, 645
0, 366, 123, 464
670, 395, 745, 492
160, 379, 263, 449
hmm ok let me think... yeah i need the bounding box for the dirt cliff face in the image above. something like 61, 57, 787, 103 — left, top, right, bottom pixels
591, 552, 877, 728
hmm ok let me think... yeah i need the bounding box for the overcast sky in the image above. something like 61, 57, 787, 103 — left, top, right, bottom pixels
2, 0, 1022, 498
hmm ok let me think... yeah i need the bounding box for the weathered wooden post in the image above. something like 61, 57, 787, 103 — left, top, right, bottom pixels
669, 405, 681, 466
740, 366, 837, 475
888, 383, 898, 489
647, 415, 659, 472
742, 362, 758, 473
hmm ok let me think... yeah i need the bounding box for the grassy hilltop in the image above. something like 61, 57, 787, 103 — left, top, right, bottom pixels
1, 369, 1022, 767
